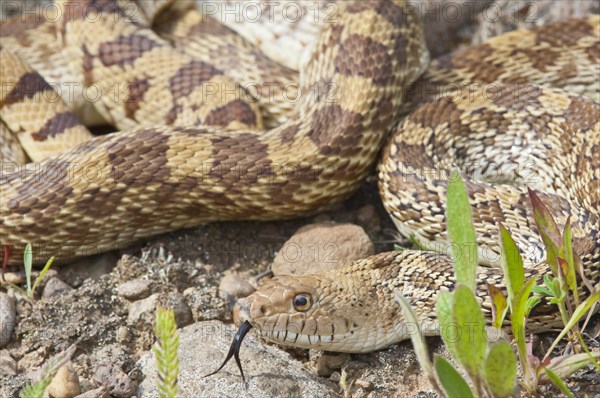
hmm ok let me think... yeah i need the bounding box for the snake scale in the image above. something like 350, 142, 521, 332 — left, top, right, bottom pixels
1, 0, 599, 355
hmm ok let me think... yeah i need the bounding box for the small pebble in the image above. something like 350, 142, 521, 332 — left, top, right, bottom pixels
74, 386, 110, 398
42, 277, 74, 299
316, 352, 350, 377
46, 363, 81, 398
93, 362, 135, 398
0, 349, 17, 376
167, 292, 193, 328
219, 273, 255, 303
127, 293, 160, 324
0, 292, 16, 347
117, 279, 154, 301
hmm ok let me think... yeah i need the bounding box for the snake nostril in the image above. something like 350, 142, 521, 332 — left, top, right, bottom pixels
258, 304, 265, 315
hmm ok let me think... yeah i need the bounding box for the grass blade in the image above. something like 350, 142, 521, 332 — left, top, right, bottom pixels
396, 294, 438, 391
543, 290, 600, 360
543, 368, 575, 398
32, 256, 55, 295
446, 170, 477, 291
24, 243, 33, 297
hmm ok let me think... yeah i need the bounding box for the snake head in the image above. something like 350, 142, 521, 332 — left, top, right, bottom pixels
235, 274, 374, 352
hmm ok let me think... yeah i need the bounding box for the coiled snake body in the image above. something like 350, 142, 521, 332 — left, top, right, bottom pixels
1, 0, 599, 353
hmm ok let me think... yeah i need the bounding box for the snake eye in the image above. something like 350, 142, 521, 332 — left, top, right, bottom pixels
293, 293, 312, 312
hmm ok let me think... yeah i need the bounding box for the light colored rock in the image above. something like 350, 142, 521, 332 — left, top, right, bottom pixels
272, 223, 374, 276
0, 292, 16, 347
117, 279, 154, 301
42, 277, 74, 299
46, 363, 81, 398
219, 273, 255, 304
0, 349, 17, 376
74, 386, 110, 398
127, 293, 160, 324
315, 352, 350, 377
93, 362, 135, 398
136, 321, 338, 398
166, 292, 193, 328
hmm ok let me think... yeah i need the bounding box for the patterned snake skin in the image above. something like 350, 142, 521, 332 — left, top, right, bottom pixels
0, 0, 428, 264
236, 15, 600, 351
0, 1, 598, 352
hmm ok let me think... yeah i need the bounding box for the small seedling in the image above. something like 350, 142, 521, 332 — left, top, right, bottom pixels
154, 308, 180, 398
5, 243, 55, 301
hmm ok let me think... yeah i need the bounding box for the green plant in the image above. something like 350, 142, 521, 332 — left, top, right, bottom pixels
339, 368, 355, 398
154, 308, 180, 398
397, 171, 599, 397
4, 243, 55, 301
20, 345, 76, 398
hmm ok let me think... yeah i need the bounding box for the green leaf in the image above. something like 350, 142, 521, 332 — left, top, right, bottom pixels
446, 170, 477, 291
23, 243, 33, 297
488, 285, 508, 329
498, 224, 524, 303
395, 294, 435, 384
32, 256, 55, 296
544, 290, 600, 359
436, 290, 459, 361
510, 278, 538, 381
560, 220, 579, 304
543, 368, 575, 398
539, 227, 560, 276
485, 342, 517, 398
528, 188, 561, 237
452, 285, 487, 379
541, 352, 600, 382
532, 285, 552, 297
525, 296, 541, 316
434, 355, 474, 398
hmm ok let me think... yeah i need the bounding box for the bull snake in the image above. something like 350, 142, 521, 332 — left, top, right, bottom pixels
0, 0, 598, 356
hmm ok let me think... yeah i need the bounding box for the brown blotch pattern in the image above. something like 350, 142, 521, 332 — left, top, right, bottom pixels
308, 104, 364, 152
1, 71, 52, 106
124, 78, 151, 120
32, 111, 81, 141
106, 128, 171, 188
204, 99, 257, 128
169, 60, 222, 99
407, 97, 461, 132
98, 34, 159, 67
334, 34, 392, 85
534, 19, 594, 48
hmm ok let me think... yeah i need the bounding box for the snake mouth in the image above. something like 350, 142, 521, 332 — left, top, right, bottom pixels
203, 320, 253, 383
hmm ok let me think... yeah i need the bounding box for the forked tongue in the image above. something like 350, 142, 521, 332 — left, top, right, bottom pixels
203, 320, 253, 382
